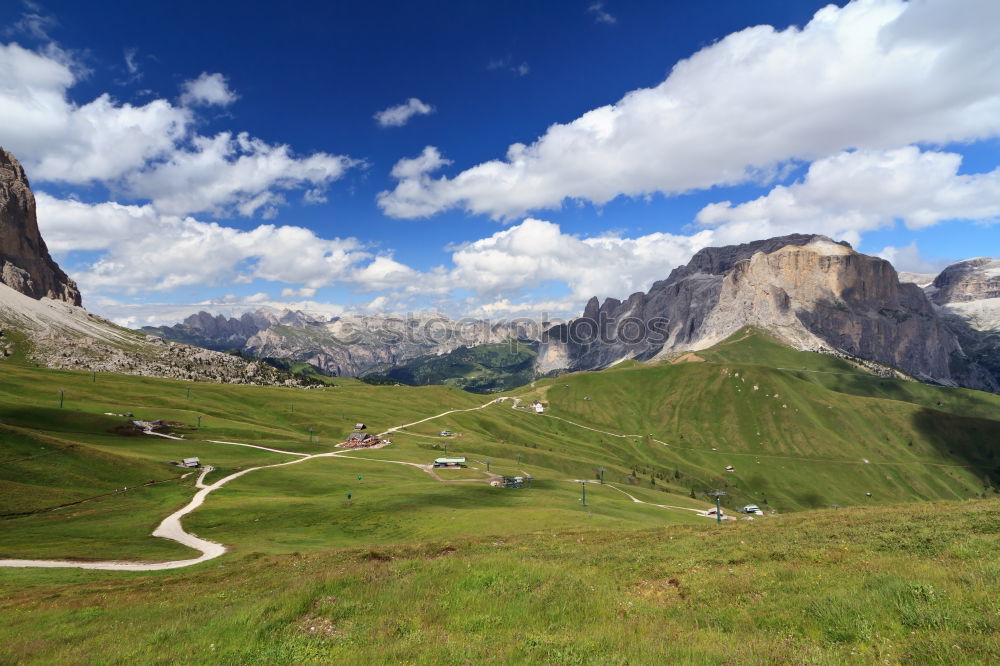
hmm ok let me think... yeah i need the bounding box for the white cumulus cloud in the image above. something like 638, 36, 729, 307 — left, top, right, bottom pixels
378, 0, 1000, 220
0, 42, 189, 183
696, 146, 1000, 248
0, 42, 359, 217
386, 218, 714, 303
179, 72, 238, 107
35, 195, 376, 293
877, 242, 951, 275
123, 131, 360, 217
374, 97, 434, 127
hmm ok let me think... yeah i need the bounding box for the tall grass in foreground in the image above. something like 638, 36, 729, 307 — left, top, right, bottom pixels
2, 499, 998, 664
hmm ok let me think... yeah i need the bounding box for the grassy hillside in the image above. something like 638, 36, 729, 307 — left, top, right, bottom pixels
371, 341, 538, 393
2, 328, 1000, 661
2, 499, 999, 664
1, 327, 998, 561
0, 424, 180, 515
511, 329, 1000, 511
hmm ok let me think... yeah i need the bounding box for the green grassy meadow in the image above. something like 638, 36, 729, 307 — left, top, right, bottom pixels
2, 328, 1000, 663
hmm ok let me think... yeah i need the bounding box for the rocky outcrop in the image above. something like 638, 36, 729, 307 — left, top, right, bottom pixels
924, 257, 1000, 392
929, 258, 1000, 306
0, 149, 81, 306
539, 234, 837, 372
539, 235, 997, 392
706, 240, 958, 381
0, 282, 310, 386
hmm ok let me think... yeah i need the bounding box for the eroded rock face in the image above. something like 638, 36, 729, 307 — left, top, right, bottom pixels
708, 240, 958, 381
930, 258, 1000, 305
537, 234, 835, 373
0, 149, 81, 306
925, 257, 1000, 392
539, 235, 994, 391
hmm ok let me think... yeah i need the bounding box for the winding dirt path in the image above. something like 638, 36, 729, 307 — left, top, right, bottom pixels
0, 397, 513, 571
375, 396, 511, 437
597, 482, 729, 519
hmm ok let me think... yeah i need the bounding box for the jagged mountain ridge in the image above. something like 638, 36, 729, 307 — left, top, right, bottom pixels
538, 234, 999, 393
148, 310, 538, 377
141, 308, 326, 351
0, 149, 81, 306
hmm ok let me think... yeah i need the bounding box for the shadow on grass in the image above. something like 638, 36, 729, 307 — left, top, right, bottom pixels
911, 407, 1000, 487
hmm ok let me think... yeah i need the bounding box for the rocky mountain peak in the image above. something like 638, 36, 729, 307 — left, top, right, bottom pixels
538, 234, 997, 392
930, 257, 1000, 304
0, 148, 81, 306
652, 233, 848, 290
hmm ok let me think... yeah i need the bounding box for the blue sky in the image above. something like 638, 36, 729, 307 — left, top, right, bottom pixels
1, 0, 998, 326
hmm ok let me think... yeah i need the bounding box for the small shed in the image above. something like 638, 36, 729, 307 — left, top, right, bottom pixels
533, 402, 545, 414
439, 430, 452, 437
182, 457, 200, 468
354, 423, 367, 431
433, 457, 466, 468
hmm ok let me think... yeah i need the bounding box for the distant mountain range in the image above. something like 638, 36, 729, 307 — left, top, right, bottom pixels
1, 146, 997, 394
142, 310, 536, 378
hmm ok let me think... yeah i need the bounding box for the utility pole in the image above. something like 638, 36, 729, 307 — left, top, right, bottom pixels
485, 459, 491, 473
58, 389, 65, 408
581, 481, 587, 507
92, 371, 96, 383
309, 427, 315, 443
706, 489, 727, 525
197, 415, 203, 429
186, 387, 191, 399
598, 467, 606, 485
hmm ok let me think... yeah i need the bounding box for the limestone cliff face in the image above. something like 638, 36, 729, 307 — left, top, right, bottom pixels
930, 258, 1000, 306
0, 149, 81, 306
924, 257, 1000, 392
538, 235, 993, 391
706, 240, 958, 381
537, 234, 835, 373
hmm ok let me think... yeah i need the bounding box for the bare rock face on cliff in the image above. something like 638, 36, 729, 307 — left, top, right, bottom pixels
925, 257, 1000, 391
929, 257, 1000, 309
0, 149, 81, 306
539, 235, 995, 392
